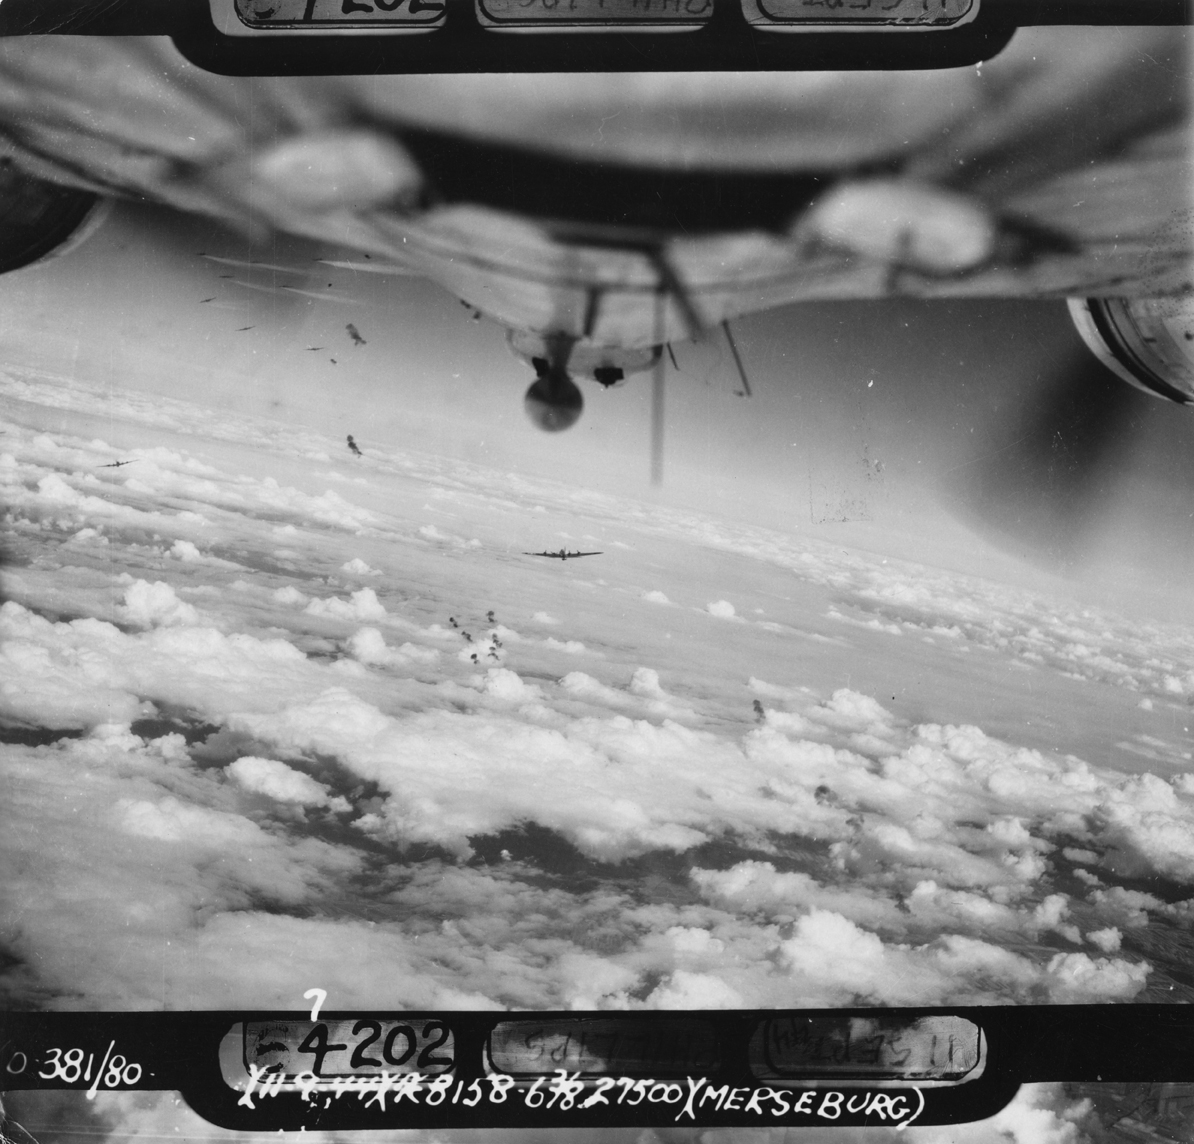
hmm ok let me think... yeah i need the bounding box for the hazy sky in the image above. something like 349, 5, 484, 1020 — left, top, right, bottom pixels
4, 198, 1194, 623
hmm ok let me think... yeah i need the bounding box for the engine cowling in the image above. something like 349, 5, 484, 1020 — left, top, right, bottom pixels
1067, 296, 1194, 405
0, 162, 106, 274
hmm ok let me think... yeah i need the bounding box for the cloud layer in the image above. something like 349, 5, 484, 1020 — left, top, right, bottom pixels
2, 367, 1191, 1019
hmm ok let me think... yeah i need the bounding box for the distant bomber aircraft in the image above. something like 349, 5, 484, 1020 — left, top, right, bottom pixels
524, 549, 602, 560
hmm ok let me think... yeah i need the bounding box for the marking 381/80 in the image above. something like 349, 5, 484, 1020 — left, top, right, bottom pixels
4, 1040, 144, 1094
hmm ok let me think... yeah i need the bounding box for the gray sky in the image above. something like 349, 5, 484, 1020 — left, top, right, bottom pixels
4, 199, 1193, 620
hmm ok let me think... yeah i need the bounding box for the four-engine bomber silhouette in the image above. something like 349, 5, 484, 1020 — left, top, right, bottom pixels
524, 549, 602, 560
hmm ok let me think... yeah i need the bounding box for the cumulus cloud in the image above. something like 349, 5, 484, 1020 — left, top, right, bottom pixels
828, 606, 903, 635
543, 637, 587, 654
482, 667, 543, 703
305, 588, 387, 622
121, 580, 200, 627
706, 600, 737, 619
226, 756, 351, 811
1, 371, 1186, 1018
694, 861, 904, 932
1042, 951, 1149, 1003
768, 913, 1148, 1006
346, 626, 439, 666
340, 557, 380, 575
645, 970, 744, 1009
170, 539, 202, 561
560, 671, 636, 710
0, 605, 147, 727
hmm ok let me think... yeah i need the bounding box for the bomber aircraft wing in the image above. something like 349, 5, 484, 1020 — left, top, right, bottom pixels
0, 1, 1187, 463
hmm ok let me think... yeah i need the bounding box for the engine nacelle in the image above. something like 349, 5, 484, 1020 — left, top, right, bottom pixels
1068, 296, 1194, 405
0, 162, 107, 274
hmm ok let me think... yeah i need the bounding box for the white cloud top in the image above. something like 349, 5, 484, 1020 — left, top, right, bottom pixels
226, 755, 350, 811
2, 367, 1190, 1023
121, 579, 200, 627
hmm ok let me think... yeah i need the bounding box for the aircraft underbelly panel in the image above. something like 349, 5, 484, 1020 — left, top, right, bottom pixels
0, 30, 1185, 353
382, 159, 1194, 350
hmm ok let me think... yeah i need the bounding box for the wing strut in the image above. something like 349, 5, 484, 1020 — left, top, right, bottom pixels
722, 320, 752, 397
642, 245, 705, 486
651, 289, 666, 487
646, 248, 704, 343
582, 286, 602, 339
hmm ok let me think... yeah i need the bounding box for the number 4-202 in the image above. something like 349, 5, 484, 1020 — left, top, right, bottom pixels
296, 1020, 453, 1077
